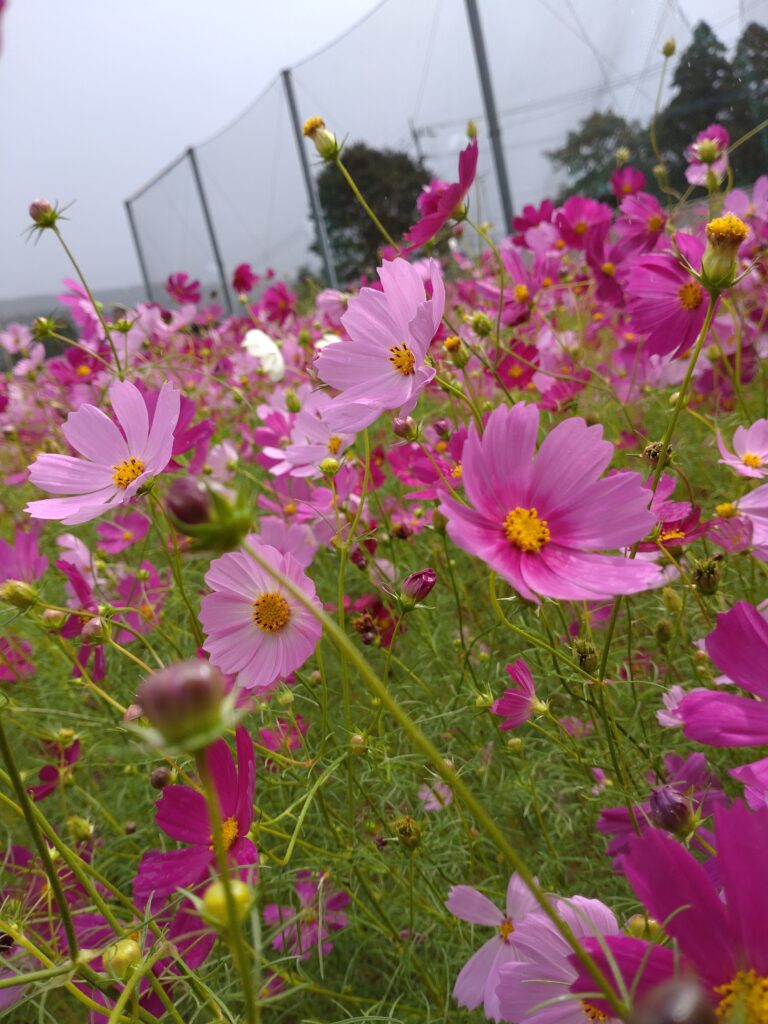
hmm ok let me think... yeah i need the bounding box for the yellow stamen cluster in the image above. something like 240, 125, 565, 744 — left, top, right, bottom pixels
581, 1002, 608, 1023
388, 343, 416, 376
327, 435, 342, 455
211, 816, 239, 851
600, 261, 616, 277
678, 279, 705, 311
742, 452, 762, 468
252, 592, 291, 633
302, 116, 326, 138
716, 502, 737, 519
497, 919, 515, 943
75, 365, 92, 377
647, 214, 664, 233
514, 283, 531, 303
715, 969, 768, 1024
112, 457, 145, 490
503, 507, 551, 552
706, 213, 749, 248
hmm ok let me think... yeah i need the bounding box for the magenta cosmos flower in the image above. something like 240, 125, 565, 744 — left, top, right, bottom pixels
134, 726, 256, 905
200, 540, 322, 693
569, 802, 768, 1021
26, 380, 180, 525
440, 404, 662, 602
447, 873, 543, 1021
315, 257, 445, 432
263, 871, 349, 960
717, 419, 768, 478
626, 233, 711, 358
165, 272, 201, 304
403, 139, 478, 250
491, 659, 544, 730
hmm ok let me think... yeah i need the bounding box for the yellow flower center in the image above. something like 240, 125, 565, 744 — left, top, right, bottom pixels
451, 462, 463, 479
660, 529, 685, 542
678, 279, 705, 312
211, 816, 239, 851
581, 1002, 608, 1023
327, 435, 342, 455
706, 213, 749, 248
514, 284, 530, 303
302, 115, 325, 138
555, 239, 566, 250
122, 530, 134, 541
252, 592, 291, 633
716, 501, 738, 519
742, 452, 761, 468
388, 343, 416, 376
715, 969, 768, 1024
435, 440, 448, 454
600, 261, 616, 277
574, 221, 587, 235
284, 502, 297, 516
444, 335, 461, 352
648, 214, 664, 232
503, 507, 551, 552
76, 365, 92, 377
112, 457, 145, 490
498, 918, 514, 943
139, 603, 154, 621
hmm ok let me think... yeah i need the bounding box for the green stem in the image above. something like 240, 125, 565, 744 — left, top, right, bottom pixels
333, 156, 399, 250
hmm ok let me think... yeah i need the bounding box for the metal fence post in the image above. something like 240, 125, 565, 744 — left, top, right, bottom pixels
464, 0, 515, 230
186, 146, 234, 314
281, 68, 339, 289
124, 200, 154, 303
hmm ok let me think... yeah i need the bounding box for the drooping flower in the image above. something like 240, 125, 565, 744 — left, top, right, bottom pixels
263, 871, 349, 960
491, 659, 544, 730
446, 873, 544, 1021
25, 380, 180, 525
685, 123, 729, 186
315, 257, 445, 432
717, 420, 768, 478
403, 140, 478, 250
165, 272, 201, 305
199, 540, 322, 693
134, 726, 257, 906
440, 403, 662, 602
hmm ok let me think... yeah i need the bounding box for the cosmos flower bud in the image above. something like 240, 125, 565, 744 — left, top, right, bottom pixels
628, 977, 716, 1024
655, 618, 673, 646
653, 163, 669, 186
400, 568, 437, 609
28, 199, 57, 228
302, 116, 340, 161
393, 815, 421, 850
320, 457, 340, 477
692, 558, 721, 596
166, 477, 211, 525
431, 508, 448, 533
150, 765, 172, 790
349, 734, 367, 756
284, 389, 302, 413
82, 616, 110, 645
468, 311, 493, 337
466, 119, 478, 139
572, 638, 599, 674
662, 586, 683, 614
103, 939, 142, 981
137, 660, 225, 748
444, 335, 471, 368
0, 580, 38, 610
625, 914, 662, 941
615, 146, 630, 165
661, 37, 676, 57
167, 480, 252, 553
649, 785, 694, 836
202, 879, 253, 930
392, 415, 417, 440
701, 213, 749, 291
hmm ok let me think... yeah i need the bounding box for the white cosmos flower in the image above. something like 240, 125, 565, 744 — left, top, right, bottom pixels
242, 329, 285, 382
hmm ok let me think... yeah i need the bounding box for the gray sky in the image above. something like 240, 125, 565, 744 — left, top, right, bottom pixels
1, 0, 764, 304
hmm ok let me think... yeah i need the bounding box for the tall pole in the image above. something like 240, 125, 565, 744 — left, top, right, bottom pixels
124, 200, 154, 303
464, 0, 514, 230
187, 146, 234, 315
281, 68, 339, 289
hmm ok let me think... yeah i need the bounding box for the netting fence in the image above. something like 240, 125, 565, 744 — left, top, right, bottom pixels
125, 0, 768, 305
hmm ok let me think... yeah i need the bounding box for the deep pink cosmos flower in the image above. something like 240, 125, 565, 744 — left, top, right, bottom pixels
263, 871, 349, 960
446, 873, 543, 1021
95, 510, 150, 554
165, 272, 201, 305
491, 659, 543, 730
626, 233, 711, 358
685, 124, 730, 186
611, 165, 646, 199
26, 380, 180, 525
440, 404, 662, 602
496, 896, 620, 1024
232, 262, 258, 295
27, 736, 81, 801
569, 802, 768, 1019
614, 192, 667, 257
678, 601, 768, 746
315, 258, 445, 432
258, 714, 309, 770
200, 540, 322, 693
134, 726, 257, 905
555, 196, 612, 250
0, 528, 47, 584
717, 419, 768, 478
261, 281, 296, 325
403, 140, 478, 250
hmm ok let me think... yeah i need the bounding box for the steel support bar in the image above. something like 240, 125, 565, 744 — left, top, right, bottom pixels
281, 68, 339, 289
187, 146, 234, 314
124, 200, 154, 303
465, 0, 515, 230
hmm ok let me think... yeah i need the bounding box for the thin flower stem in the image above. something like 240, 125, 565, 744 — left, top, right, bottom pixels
333, 156, 399, 251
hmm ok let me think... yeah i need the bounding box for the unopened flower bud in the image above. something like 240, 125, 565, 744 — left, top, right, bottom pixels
466, 119, 478, 140
202, 878, 253, 930
615, 146, 631, 165
653, 163, 669, 186
432, 508, 448, 533
150, 766, 172, 790
28, 199, 57, 228
320, 457, 340, 477
655, 617, 673, 646
276, 688, 294, 707
628, 977, 716, 1024
662, 586, 683, 614
692, 558, 720, 596
469, 312, 493, 337
701, 213, 749, 291
82, 616, 110, 645
392, 415, 417, 440
661, 37, 676, 57
393, 815, 421, 850
625, 914, 662, 941
444, 335, 471, 368
572, 638, 599, 674
67, 815, 94, 842
302, 117, 340, 161
166, 477, 211, 525
349, 734, 367, 756
0, 580, 38, 610
349, 546, 368, 570
285, 389, 301, 413
103, 938, 142, 981
400, 568, 437, 609
649, 785, 694, 836
137, 660, 225, 747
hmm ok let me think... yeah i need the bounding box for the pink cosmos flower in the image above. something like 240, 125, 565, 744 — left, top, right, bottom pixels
446, 873, 543, 1021
263, 390, 354, 477
232, 262, 258, 295
685, 123, 729, 186
25, 380, 180, 525
27, 737, 80, 801
717, 419, 768, 478
657, 683, 686, 728
200, 540, 322, 693
555, 197, 612, 250
418, 780, 453, 812
96, 511, 151, 554
614, 192, 666, 257
403, 140, 478, 250
263, 871, 349, 959
315, 258, 445, 432
496, 896, 620, 1024
626, 233, 711, 358
261, 281, 296, 325
491, 659, 542, 730
0, 528, 47, 584
611, 165, 646, 199
258, 714, 309, 769
134, 726, 257, 906
440, 404, 662, 602
570, 802, 768, 1018
165, 272, 201, 305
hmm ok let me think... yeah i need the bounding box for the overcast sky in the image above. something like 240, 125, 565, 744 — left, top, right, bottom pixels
1, 0, 764, 305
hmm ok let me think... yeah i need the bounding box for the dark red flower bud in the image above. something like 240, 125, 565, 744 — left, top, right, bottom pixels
166, 478, 211, 525
401, 568, 437, 604
137, 660, 225, 747
150, 766, 172, 790
649, 786, 694, 836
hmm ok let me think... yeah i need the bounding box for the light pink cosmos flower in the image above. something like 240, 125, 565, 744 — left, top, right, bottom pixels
200, 540, 322, 693
315, 258, 445, 432
491, 659, 542, 730
25, 380, 180, 526
263, 390, 354, 478
440, 404, 662, 602
446, 873, 543, 1021
418, 780, 453, 812
717, 419, 768, 478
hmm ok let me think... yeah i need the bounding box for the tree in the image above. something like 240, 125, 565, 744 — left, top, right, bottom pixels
545, 110, 654, 203
729, 22, 768, 186
314, 142, 430, 283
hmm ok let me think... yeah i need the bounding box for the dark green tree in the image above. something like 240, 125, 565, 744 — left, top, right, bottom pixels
545, 110, 654, 203
314, 142, 430, 282
729, 22, 768, 185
